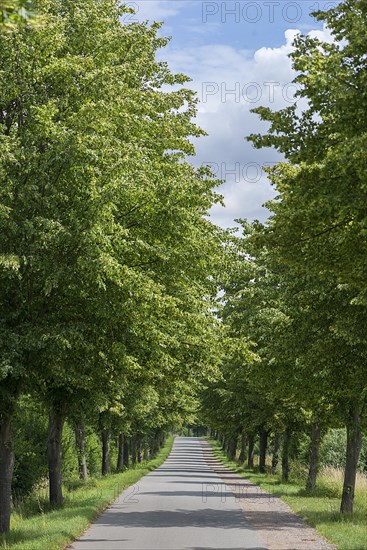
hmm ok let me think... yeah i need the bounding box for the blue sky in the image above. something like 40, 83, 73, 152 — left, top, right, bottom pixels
128, 1, 334, 227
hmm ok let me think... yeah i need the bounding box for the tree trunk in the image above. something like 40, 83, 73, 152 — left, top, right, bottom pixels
117, 433, 124, 472
259, 429, 268, 473
0, 415, 15, 535
228, 436, 237, 461
149, 436, 157, 459
47, 408, 65, 507
282, 428, 291, 483
238, 432, 247, 464
131, 436, 137, 465
306, 422, 321, 491
101, 430, 110, 475
247, 435, 255, 469
137, 437, 142, 463
74, 420, 88, 481
123, 437, 130, 468
143, 442, 149, 461
223, 437, 228, 454
340, 405, 363, 513
272, 433, 281, 474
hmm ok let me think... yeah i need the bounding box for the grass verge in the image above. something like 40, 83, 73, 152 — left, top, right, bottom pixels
207, 438, 367, 550
1, 436, 175, 550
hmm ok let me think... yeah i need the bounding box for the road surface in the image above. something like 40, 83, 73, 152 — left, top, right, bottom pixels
71, 437, 267, 550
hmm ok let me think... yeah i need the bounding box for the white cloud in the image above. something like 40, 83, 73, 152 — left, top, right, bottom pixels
158, 24, 332, 228
122, 5, 333, 228
308, 25, 334, 42
160, 37, 294, 227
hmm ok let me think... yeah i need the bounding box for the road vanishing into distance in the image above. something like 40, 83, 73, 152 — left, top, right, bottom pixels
71, 437, 266, 550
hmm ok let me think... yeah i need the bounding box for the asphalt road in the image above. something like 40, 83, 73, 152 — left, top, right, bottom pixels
71, 437, 267, 550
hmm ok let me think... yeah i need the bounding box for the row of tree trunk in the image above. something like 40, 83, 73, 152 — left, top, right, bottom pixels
51, 417, 166, 508
215, 405, 363, 514
220, 426, 311, 484
0, 405, 167, 535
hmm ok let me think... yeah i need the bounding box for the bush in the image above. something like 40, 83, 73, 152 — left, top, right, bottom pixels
319, 429, 347, 469
12, 396, 49, 499
319, 429, 367, 472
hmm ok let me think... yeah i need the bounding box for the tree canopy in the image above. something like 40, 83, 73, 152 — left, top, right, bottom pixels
201, 0, 367, 515
0, 0, 224, 533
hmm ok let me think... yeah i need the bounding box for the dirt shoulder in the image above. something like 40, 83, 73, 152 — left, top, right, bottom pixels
201, 440, 337, 550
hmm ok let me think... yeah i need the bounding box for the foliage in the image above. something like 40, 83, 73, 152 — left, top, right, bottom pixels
0, 1, 37, 31
12, 397, 48, 499
2, 437, 174, 550
0, 0, 225, 534
201, 0, 367, 516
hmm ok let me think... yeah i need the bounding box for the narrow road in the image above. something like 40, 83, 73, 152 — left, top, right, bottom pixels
71, 437, 266, 550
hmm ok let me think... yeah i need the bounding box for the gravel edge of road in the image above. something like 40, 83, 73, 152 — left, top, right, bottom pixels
200, 439, 337, 550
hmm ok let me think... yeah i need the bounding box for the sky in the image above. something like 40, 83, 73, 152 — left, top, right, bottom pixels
126, 1, 335, 228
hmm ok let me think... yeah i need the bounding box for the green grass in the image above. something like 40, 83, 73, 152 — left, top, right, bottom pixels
1, 437, 174, 550
207, 438, 367, 550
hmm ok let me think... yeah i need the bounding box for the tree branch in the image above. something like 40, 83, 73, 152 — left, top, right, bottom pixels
287, 217, 353, 247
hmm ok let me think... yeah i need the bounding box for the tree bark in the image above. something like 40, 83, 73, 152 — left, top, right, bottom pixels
131, 436, 137, 465
0, 415, 15, 535
143, 442, 149, 461
259, 429, 269, 473
74, 420, 88, 481
123, 437, 130, 468
247, 435, 255, 469
117, 433, 124, 472
228, 436, 237, 461
238, 432, 247, 464
272, 433, 281, 474
101, 430, 110, 475
47, 408, 65, 507
340, 405, 363, 513
149, 436, 157, 459
306, 422, 321, 491
282, 428, 291, 483
137, 437, 142, 463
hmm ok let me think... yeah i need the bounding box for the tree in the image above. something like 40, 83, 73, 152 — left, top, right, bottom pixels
0, 0, 224, 532
204, 223, 342, 488
247, 0, 367, 512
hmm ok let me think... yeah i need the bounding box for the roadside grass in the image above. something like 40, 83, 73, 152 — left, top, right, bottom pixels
0, 436, 174, 550
207, 438, 367, 550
